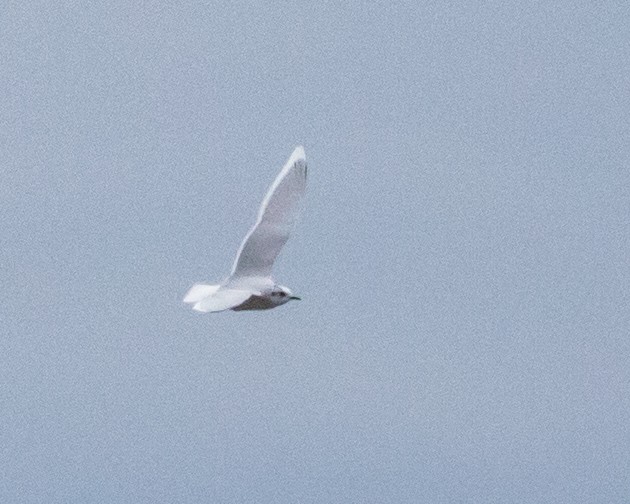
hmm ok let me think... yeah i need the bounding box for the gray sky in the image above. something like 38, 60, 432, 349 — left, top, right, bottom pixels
1, 1, 629, 503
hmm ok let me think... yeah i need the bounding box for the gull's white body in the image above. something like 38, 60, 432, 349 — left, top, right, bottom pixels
184, 146, 307, 313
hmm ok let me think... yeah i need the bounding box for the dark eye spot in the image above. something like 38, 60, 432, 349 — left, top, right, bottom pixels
279, 292, 286, 297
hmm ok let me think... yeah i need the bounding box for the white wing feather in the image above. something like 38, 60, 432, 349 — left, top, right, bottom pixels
183, 284, 221, 304
192, 289, 252, 313
229, 146, 307, 279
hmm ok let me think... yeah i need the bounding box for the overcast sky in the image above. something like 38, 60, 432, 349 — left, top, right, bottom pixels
1, 1, 629, 503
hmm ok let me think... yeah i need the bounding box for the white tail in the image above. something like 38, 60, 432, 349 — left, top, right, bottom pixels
183, 284, 221, 304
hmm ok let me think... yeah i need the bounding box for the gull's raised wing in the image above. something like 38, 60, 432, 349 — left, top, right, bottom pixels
229, 146, 307, 279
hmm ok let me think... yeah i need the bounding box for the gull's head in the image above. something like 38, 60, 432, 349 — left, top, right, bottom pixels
271, 285, 301, 305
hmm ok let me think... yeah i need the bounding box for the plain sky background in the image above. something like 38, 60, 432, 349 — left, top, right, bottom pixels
1, 1, 629, 503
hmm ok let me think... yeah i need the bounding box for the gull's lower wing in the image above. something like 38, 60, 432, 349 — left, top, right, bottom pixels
183, 284, 220, 304
229, 146, 307, 279
192, 288, 253, 313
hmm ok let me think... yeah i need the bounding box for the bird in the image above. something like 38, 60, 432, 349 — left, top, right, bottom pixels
183, 146, 308, 313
